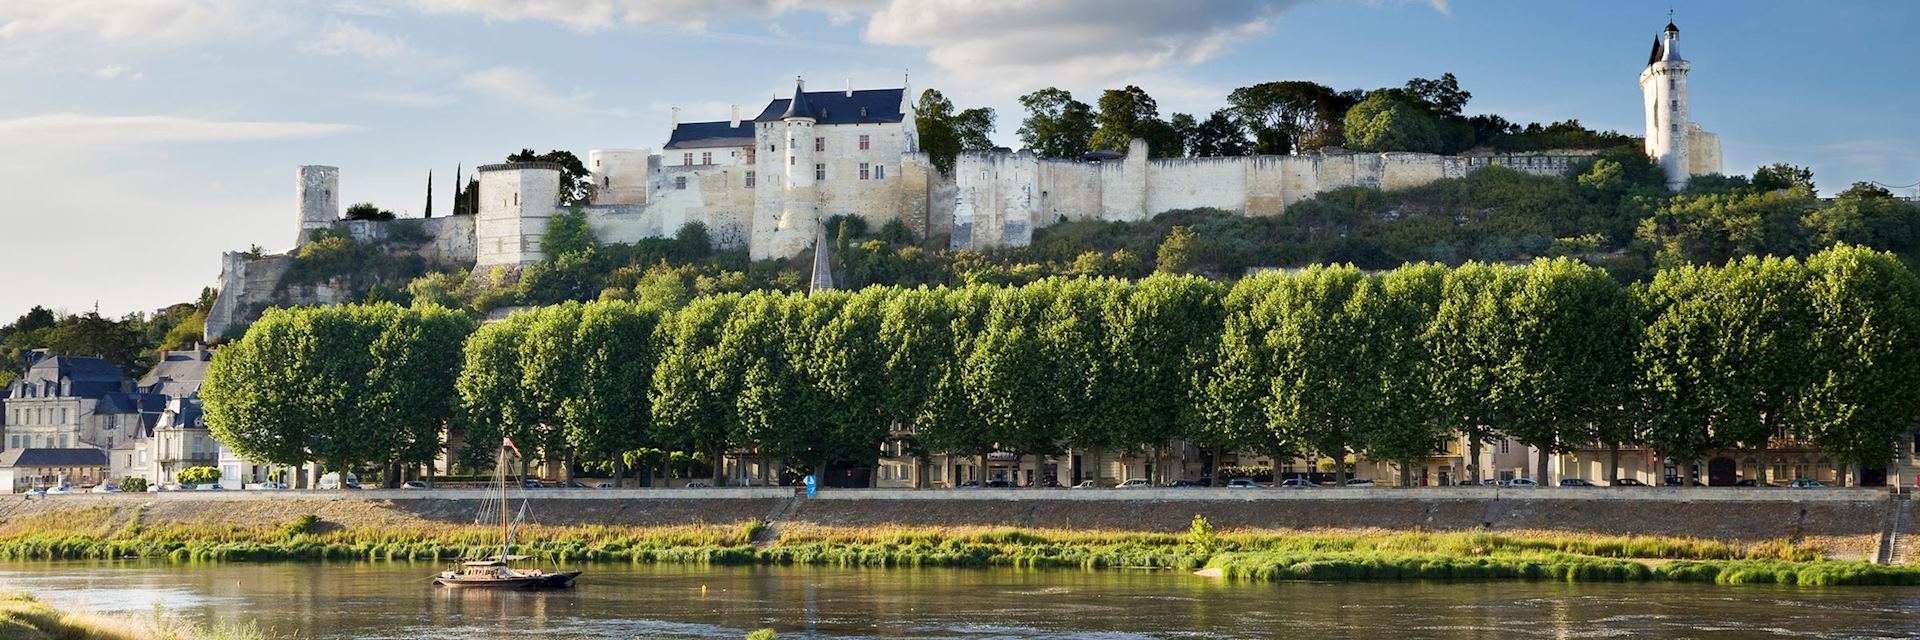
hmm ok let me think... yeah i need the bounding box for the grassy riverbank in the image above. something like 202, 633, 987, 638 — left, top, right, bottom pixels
0, 591, 277, 640
2, 506, 1916, 585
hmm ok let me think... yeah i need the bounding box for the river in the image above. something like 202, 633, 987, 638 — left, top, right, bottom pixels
4, 562, 1919, 639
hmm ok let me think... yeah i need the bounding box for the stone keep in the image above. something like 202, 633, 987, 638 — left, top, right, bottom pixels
296, 165, 339, 245
588, 148, 650, 205
474, 162, 562, 269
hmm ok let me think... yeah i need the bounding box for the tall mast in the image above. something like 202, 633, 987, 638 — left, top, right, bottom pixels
499, 443, 509, 561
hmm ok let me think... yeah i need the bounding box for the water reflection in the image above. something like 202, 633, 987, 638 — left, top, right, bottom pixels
3, 562, 1919, 639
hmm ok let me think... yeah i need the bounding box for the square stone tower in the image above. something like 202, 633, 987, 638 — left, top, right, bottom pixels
296, 165, 339, 246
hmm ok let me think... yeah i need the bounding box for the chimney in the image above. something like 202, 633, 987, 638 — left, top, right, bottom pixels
671, 106, 680, 127
730, 105, 740, 128
845, 78, 853, 97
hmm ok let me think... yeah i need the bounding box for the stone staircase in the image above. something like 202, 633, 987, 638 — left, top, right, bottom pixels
1876, 494, 1910, 565
750, 494, 805, 547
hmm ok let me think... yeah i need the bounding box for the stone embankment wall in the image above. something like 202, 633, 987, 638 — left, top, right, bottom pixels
2, 488, 1907, 560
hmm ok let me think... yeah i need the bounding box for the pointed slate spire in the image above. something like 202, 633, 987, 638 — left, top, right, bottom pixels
782, 76, 817, 120
809, 220, 834, 293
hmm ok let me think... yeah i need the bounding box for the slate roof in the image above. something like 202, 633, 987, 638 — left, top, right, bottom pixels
664, 121, 755, 150
98, 391, 166, 415
0, 448, 110, 469
139, 347, 213, 397
5, 356, 126, 400
753, 88, 906, 125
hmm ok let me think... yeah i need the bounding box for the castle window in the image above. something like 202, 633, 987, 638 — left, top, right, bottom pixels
859, 162, 870, 180
746, 171, 756, 188
603, 177, 610, 187
815, 163, 825, 181
815, 138, 824, 152
790, 156, 795, 166
745, 148, 756, 164
675, 177, 686, 190
702, 152, 713, 165
1670, 100, 1678, 110
683, 153, 693, 167
875, 165, 885, 180
859, 134, 870, 150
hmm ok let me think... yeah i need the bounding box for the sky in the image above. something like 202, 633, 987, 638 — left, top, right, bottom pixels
1, 0, 1916, 321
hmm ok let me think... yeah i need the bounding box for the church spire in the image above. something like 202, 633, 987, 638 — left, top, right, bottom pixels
808, 220, 834, 293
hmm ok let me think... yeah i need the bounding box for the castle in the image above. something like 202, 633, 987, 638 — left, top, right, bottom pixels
206, 20, 1722, 338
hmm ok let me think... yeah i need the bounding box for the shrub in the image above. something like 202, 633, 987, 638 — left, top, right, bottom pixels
176, 466, 220, 486
118, 477, 149, 493
746, 629, 778, 640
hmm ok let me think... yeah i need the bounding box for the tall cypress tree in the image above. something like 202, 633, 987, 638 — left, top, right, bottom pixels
424, 170, 433, 218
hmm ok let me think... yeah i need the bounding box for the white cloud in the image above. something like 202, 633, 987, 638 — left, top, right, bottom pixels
0, 114, 359, 145
406, 0, 882, 31
0, 0, 285, 45
459, 66, 626, 115
358, 90, 457, 107
864, 0, 1296, 95
300, 19, 416, 60
92, 64, 143, 80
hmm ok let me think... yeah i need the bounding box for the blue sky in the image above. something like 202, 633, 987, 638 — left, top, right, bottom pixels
2, 0, 1915, 320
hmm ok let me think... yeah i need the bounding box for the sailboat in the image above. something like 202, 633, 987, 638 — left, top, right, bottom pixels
433, 437, 582, 589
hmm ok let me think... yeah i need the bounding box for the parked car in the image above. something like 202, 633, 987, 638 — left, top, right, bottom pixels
1504, 478, 1539, 488
1069, 480, 1099, 489
191, 483, 222, 491
400, 481, 430, 489
684, 481, 710, 488
1165, 480, 1201, 488
1663, 476, 1704, 487
952, 481, 980, 489
1609, 478, 1649, 487
248, 482, 289, 490
594, 482, 614, 489
1277, 478, 1319, 489
1557, 479, 1596, 487
1114, 478, 1152, 489
983, 480, 1017, 489
45, 485, 74, 494
24, 488, 47, 497
1343, 479, 1375, 488
89, 484, 120, 494
1787, 479, 1828, 488
1732, 479, 1762, 487
1225, 478, 1261, 489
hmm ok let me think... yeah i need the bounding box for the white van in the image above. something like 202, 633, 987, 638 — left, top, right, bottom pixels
317, 472, 361, 490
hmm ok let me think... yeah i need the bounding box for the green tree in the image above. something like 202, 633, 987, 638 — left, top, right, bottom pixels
542, 209, 596, 257
1344, 91, 1443, 153
1637, 257, 1816, 484
1227, 81, 1339, 154
1089, 85, 1160, 153
1752, 163, 1816, 194
650, 294, 744, 485
176, 466, 220, 486
343, 202, 395, 221
1185, 110, 1250, 157
1806, 182, 1920, 257
1016, 88, 1096, 159
1636, 188, 1816, 267
1425, 262, 1524, 483
1109, 275, 1227, 483
1156, 226, 1199, 275
1204, 274, 1300, 468
1497, 259, 1640, 484
916, 89, 964, 176
1403, 73, 1472, 116
1261, 265, 1375, 484
1356, 264, 1447, 486
568, 301, 666, 486
507, 149, 595, 206
1799, 245, 1920, 479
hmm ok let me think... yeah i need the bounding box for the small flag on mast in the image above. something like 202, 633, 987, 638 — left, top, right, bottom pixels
502, 437, 522, 458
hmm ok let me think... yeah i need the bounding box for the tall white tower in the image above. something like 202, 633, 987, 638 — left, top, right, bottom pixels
772, 77, 820, 257
1640, 20, 1691, 190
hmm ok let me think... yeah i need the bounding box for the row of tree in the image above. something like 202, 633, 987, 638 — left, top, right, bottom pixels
201, 245, 1920, 487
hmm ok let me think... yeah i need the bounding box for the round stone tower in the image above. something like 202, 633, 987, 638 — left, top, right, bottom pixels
774, 77, 820, 257
1640, 20, 1691, 190
296, 165, 339, 246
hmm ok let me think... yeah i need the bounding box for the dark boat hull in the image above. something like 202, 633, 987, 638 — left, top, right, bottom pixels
434, 571, 581, 589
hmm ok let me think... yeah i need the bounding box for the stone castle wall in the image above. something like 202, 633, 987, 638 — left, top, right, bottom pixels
950, 146, 1593, 250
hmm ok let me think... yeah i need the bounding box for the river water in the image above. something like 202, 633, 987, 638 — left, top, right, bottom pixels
4, 562, 1919, 639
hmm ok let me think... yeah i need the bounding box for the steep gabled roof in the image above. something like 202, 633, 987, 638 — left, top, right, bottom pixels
1647, 36, 1664, 67
755, 88, 906, 125
664, 121, 755, 150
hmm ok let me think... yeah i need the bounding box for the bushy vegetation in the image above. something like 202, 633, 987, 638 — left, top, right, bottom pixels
0, 289, 215, 385
4, 516, 1907, 586
175, 466, 220, 486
